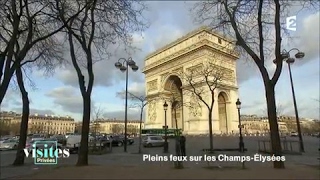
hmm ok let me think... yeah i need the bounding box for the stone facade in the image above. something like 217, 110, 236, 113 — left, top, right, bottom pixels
0, 111, 75, 135
89, 119, 144, 134
142, 27, 240, 135
241, 115, 319, 134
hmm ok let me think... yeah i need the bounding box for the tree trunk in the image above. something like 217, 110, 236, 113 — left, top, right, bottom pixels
138, 108, 143, 154
208, 111, 213, 152
265, 83, 284, 169
76, 94, 91, 166
173, 107, 183, 168
0, 69, 16, 105
13, 66, 29, 166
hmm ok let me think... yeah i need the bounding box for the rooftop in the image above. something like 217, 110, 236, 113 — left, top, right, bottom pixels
144, 26, 235, 60
0, 111, 74, 121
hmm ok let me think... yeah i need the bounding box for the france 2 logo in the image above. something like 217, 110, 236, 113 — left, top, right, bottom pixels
286, 16, 297, 31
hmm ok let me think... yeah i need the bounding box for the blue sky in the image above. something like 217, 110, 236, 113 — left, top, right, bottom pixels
2, 1, 319, 121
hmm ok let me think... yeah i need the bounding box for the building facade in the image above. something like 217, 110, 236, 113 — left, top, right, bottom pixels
143, 26, 240, 135
241, 115, 319, 134
0, 111, 75, 135
89, 119, 144, 134
241, 115, 288, 134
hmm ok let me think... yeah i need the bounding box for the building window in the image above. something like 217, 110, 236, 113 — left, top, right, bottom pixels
218, 38, 222, 44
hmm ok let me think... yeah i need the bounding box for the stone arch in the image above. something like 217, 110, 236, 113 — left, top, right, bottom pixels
162, 73, 183, 91
218, 92, 229, 133
163, 75, 184, 130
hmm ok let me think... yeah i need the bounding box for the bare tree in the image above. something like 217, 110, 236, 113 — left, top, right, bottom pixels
111, 124, 124, 134
127, 125, 138, 134
57, 0, 147, 166
0, 0, 84, 105
0, 119, 11, 136
92, 104, 104, 122
9, 123, 21, 135
117, 91, 148, 153
191, 0, 319, 169
180, 60, 225, 153
262, 103, 285, 117
30, 125, 44, 134
0, 0, 86, 166
91, 104, 103, 138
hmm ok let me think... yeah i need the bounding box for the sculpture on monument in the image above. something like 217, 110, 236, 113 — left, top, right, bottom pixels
180, 57, 226, 152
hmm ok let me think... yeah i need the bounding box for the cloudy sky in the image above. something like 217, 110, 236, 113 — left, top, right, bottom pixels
2, 1, 319, 121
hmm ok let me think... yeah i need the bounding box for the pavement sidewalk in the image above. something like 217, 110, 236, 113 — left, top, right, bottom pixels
11, 164, 320, 179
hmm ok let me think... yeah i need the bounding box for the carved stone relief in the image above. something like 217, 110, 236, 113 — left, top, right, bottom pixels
160, 72, 170, 83
148, 101, 157, 122
145, 49, 207, 78
172, 67, 184, 76
188, 94, 202, 117
147, 79, 158, 92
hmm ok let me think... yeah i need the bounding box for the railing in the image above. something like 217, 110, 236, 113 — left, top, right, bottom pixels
257, 137, 302, 155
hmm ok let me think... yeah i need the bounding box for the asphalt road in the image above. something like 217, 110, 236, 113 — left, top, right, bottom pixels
1, 135, 318, 167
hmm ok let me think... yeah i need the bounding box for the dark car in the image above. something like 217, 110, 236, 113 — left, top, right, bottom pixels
110, 136, 134, 147
97, 137, 112, 147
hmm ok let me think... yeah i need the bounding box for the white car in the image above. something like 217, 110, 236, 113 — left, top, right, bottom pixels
143, 136, 165, 147
66, 135, 94, 153
290, 132, 298, 137
0, 139, 19, 150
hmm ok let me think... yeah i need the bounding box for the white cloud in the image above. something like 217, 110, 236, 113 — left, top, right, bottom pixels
128, 82, 146, 97
297, 12, 319, 62
45, 86, 84, 113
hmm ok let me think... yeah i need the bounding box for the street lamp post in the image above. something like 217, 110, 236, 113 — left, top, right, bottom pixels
115, 57, 139, 152
277, 48, 305, 152
236, 98, 244, 153
163, 101, 169, 153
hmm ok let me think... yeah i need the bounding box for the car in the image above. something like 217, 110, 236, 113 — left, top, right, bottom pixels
0, 139, 19, 150
66, 135, 94, 153
26, 139, 63, 150
290, 132, 298, 137
143, 136, 165, 147
109, 135, 134, 147
311, 132, 320, 137
31, 134, 45, 141
0, 137, 11, 144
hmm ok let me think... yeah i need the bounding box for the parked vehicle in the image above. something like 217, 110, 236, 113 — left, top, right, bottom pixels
50, 135, 67, 145
109, 135, 134, 147
65, 133, 75, 139
0, 136, 11, 144
31, 134, 45, 141
25, 139, 63, 150
311, 132, 320, 137
66, 135, 94, 153
290, 132, 298, 137
143, 136, 165, 147
0, 139, 19, 150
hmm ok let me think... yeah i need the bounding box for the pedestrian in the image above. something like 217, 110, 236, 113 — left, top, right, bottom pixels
180, 135, 186, 156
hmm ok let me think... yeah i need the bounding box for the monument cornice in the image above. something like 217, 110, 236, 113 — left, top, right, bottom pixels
182, 82, 238, 91
143, 42, 239, 74
145, 26, 236, 60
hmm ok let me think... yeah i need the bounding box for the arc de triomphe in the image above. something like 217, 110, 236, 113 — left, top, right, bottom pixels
142, 27, 240, 135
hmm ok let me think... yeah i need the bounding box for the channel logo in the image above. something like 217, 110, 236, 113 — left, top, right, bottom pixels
286, 16, 297, 31
23, 141, 70, 165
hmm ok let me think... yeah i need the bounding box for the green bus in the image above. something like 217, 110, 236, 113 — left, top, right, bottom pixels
141, 128, 182, 137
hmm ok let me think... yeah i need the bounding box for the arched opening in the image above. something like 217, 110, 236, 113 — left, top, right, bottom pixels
218, 92, 228, 134
164, 75, 183, 130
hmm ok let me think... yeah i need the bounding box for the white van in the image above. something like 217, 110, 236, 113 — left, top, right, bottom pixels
66, 135, 94, 153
